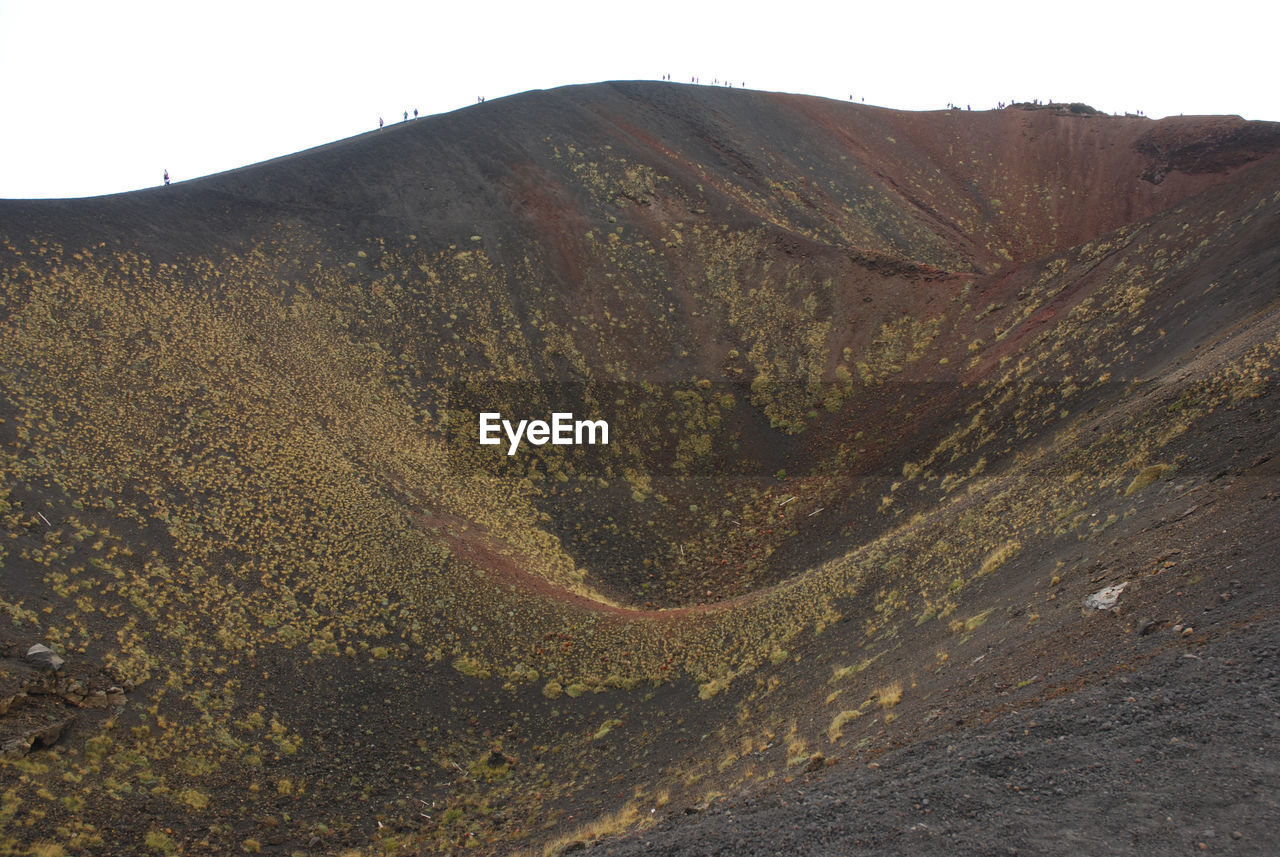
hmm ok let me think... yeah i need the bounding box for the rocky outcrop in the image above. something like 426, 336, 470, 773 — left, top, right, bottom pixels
0, 640, 127, 759
25, 643, 64, 671
1137, 115, 1280, 183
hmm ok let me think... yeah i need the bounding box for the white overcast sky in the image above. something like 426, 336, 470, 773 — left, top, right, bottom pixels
1, 0, 1276, 199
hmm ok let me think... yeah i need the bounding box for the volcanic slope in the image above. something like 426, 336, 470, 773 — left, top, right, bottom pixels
0, 81, 1278, 855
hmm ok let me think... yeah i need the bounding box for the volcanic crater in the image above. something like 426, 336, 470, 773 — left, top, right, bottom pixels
1, 82, 1278, 856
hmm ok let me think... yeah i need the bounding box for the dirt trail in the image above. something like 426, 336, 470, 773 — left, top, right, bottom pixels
408, 506, 754, 622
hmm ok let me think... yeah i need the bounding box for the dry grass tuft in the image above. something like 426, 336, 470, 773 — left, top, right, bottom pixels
949, 608, 994, 635
540, 803, 643, 857
1124, 463, 1171, 497
826, 709, 862, 742
874, 681, 903, 709
977, 540, 1021, 576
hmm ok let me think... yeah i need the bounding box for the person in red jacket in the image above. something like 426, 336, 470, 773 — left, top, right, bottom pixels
163, 169, 170, 186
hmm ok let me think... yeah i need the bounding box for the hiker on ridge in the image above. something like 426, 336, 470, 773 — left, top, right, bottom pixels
163, 169, 169, 186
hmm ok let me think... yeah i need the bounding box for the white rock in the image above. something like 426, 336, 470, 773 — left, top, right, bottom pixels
25, 644, 65, 671
1084, 582, 1128, 611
